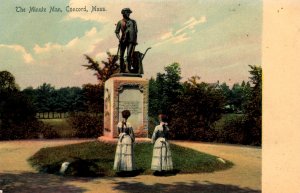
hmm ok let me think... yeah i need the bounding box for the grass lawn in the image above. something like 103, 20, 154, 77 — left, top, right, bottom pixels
41, 119, 75, 138
28, 141, 233, 177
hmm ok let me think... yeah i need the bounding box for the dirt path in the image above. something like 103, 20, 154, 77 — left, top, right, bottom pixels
0, 140, 261, 193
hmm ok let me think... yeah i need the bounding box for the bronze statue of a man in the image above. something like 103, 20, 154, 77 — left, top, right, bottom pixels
115, 8, 138, 73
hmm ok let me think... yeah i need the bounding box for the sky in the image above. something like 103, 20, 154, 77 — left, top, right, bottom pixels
0, 0, 262, 89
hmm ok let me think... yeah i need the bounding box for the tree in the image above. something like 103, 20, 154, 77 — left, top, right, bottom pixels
217, 65, 262, 145
219, 82, 232, 112
63, 87, 85, 113
35, 83, 55, 118
148, 63, 183, 117
169, 80, 225, 141
0, 71, 19, 117
230, 83, 244, 113
243, 65, 262, 145
245, 65, 262, 117
82, 84, 104, 114
0, 71, 40, 139
0, 71, 19, 91
83, 52, 119, 86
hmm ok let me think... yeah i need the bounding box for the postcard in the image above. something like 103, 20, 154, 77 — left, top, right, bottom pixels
0, 0, 298, 193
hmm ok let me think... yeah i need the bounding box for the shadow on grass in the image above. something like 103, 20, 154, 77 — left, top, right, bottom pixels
0, 172, 89, 193
116, 169, 180, 177
34, 157, 106, 177
65, 157, 106, 177
113, 181, 261, 193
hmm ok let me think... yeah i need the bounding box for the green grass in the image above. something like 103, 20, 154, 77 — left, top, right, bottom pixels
41, 119, 75, 138
28, 141, 233, 177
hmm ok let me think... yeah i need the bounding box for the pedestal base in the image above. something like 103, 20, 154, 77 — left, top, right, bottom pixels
102, 76, 149, 138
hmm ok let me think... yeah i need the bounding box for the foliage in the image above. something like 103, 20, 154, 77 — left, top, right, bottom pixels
28, 141, 233, 177
39, 124, 60, 139
216, 115, 249, 144
219, 81, 251, 113
0, 71, 42, 140
83, 52, 119, 86
148, 63, 183, 116
22, 83, 103, 118
82, 84, 104, 114
213, 113, 243, 130
67, 112, 103, 138
169, 80, 225, 141
149, 63, 224, 142
0, 70, 19, 91
148, 64, 261, 145
244, 65, 262, 118
215, 65, 262, 145
41, 119, 74, 138
23, 84, 86, 118
243, 65, 262, 145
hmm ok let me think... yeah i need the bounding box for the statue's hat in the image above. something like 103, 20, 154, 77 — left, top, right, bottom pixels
121, 8, 132, 14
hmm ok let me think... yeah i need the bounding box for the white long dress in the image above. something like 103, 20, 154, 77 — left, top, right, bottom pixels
113, 122, 135, 171
151, 123, 173, 171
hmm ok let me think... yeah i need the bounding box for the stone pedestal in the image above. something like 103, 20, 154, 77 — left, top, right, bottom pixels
103, 76, 149, 138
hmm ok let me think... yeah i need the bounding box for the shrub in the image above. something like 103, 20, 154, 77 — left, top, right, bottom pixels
67, 112, 103, 138
168, 82, 224, 141
39, 122, 60, 139
216, 115, 261, 145
0, 119, 44, 140
217, 116, 245, 144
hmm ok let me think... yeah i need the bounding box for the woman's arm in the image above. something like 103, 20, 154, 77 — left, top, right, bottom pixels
151, 127, 158, 144
129, 127, 135, 142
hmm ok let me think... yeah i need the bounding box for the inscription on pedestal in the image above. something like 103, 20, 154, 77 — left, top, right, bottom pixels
118, 88, 143, 131
119, 101, 142, 114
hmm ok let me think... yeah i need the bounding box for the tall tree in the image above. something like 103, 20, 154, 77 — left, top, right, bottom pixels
244, 65, 262, 145
83, 52, 119, 86
149, 63, 183, 116
82, 84, 104, 114
0, 71, 19, 91
35, 83, 55, 118
219, 82, 232, 112
0, 71, 40, 139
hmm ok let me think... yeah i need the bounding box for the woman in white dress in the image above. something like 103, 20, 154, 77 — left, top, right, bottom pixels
113, 110, 135, 172
151, 114, 173, 172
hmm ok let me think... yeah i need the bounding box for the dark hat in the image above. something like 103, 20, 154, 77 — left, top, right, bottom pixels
121, 8, 132, 14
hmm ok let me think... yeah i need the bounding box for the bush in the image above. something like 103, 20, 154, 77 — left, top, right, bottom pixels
168, 82, 224, 141
0, 86, 43, 140
216, 115, 262, 145
217, 116, 247, 144
39, 122, 60, 139
67, 112, 103, 138
0, 121, 40, 140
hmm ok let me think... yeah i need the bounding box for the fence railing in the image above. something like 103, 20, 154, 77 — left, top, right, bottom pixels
36, 112, 102, 119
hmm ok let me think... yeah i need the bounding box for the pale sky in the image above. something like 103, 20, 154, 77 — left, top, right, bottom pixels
0, 0, 262, 89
